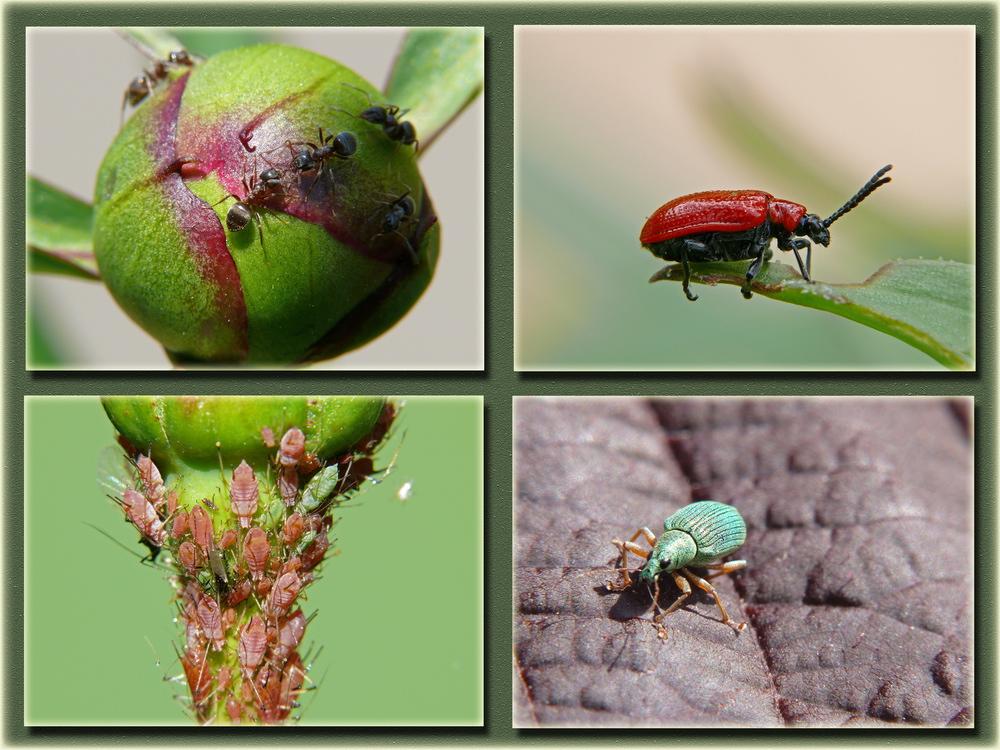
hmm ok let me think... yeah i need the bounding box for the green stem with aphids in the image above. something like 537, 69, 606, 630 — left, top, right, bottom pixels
102, 396, 397, 725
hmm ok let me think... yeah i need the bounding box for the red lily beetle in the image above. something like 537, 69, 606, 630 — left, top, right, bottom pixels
640, 165, 893, 301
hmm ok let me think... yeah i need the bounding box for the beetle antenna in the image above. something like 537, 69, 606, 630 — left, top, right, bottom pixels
823, 164, 892, 228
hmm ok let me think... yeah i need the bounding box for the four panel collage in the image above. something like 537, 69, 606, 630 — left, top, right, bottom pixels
19, 10, 980, 740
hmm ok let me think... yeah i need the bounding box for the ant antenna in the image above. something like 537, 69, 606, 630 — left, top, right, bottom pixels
823, 164, 893, 228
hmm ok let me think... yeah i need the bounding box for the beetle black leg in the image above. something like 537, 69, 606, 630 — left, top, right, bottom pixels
742, 247, 767, 299
680, 240, 701, 301
788, 238, 812, 282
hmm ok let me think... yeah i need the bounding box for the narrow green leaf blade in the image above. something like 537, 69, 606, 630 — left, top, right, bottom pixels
386, 28, 484, 154
116, 27, 186, 60
27, 176, 99, 280
651, 259, 974, 370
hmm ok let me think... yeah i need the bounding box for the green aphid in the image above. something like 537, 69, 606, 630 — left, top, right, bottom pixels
296, 465, 340, 514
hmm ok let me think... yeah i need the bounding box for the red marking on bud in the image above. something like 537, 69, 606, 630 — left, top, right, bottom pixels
243, 527, 270, 581
230, 460, 259, 528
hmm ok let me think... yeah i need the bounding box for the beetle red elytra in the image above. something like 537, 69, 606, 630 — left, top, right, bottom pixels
640, 165, 893, 301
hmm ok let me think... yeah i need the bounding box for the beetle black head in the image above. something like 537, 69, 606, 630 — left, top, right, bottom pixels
795, 213, 831, 246
823, 164, 893, 229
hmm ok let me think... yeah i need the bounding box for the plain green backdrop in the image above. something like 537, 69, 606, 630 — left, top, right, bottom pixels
24, 396, 483, 726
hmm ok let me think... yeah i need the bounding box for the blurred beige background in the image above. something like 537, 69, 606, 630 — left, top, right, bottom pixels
27, 27, 484, 369
515, 26, 974, 370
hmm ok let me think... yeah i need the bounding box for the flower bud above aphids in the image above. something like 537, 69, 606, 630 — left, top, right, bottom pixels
93, 44, 438, 366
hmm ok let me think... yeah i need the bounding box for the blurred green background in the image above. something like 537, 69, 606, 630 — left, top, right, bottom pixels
515, 26, 973, 370
24, 396, 482, 725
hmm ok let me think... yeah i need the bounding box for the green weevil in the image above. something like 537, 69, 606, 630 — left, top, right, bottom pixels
609, 500, 747, 633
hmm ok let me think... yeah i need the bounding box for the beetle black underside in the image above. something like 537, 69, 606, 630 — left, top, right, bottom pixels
644, 221, 811, 301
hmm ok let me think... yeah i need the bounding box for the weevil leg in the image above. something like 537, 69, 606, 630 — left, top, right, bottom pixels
681, 568, 747, 632
653, 571, 692, 622
608, 533, 653, 589
702, 559, 747, 579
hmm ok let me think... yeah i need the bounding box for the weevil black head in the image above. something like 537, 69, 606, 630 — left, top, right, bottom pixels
795, 213, 831, 247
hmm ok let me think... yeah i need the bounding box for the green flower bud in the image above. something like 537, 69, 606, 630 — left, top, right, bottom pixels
93, 45, 439, 365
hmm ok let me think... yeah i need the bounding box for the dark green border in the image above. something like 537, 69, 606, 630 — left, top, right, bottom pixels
8, 0, 997, 744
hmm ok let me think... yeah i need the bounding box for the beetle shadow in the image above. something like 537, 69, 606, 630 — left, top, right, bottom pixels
598, 576, 721, 626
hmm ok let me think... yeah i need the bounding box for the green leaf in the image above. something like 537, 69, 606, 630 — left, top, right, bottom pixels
27, 176, 99, 280
650, 259, 974, 371
386, 28, 484, 154
115, 27, 186, 60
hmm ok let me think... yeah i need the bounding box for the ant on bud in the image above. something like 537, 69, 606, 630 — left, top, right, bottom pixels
278, 128, 358, 201
371, 188, 420, 265
121, 49, 200, 127
339, 83, 419, 151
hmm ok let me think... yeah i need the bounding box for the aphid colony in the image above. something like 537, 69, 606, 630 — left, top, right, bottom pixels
120, 50, 424, 265
108, 402, 398, 724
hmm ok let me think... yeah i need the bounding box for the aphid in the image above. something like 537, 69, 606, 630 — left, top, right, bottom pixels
278, 428, 305, 468
238, 614, 267, 675
283, 128, 358, 201
218, 528, 238, 549
243, 527, 270, 581
226, 579, 253, 608
178, 541, 200, 571
273, 608, 307, 665
639, 165, 893, 300
341, 82, 419, 150
609, 501, 747, 633
121, 49, 199, 125
229, 460, 260, 528
371, 190, 419, 264
189, 504, 214, 553
227, 696, 243, 725
276, 652, 307, 720
180, 642, 213, 707
299, 532, 329, 573
268, 572, 301, 619
135, 454, 166, 509
281, 512, 304, 547
170, 510, 189, 539
196, 595, 226, 650
120, 488, 166, 549
261, 426, 276, 447
296, 466, 340, 514
209, 549, 229, 599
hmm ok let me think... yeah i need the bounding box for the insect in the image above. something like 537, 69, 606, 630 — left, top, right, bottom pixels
341, 83, 418, 150
213, 162, 289, 250
283, 128, 358, 201
121, 49, 199, 125
609, 501, 747, 633
243, 526, 271, 581
371, 190, 419, 264
639, 165, 894, 301
229, 460, 260, 528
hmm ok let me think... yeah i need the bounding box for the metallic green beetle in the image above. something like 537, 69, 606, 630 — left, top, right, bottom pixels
609, 501, 747, 633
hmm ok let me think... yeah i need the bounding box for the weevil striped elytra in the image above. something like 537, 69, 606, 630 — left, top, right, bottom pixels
609, 501, 748, 633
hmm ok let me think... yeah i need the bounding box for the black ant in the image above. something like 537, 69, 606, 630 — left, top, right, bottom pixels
213, 160, 289, 252
371, 189, 419, 265
279, 128, 358, 201
121, 50, 199, 126
340, 83, 418, 150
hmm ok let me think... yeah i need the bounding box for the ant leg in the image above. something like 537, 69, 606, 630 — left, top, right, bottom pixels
680, 568, 746, 632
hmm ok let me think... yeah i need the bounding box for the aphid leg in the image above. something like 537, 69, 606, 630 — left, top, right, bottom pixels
680, 568, 746, 632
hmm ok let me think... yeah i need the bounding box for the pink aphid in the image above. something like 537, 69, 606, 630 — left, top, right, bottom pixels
170, 510, 189, 539
278, 428, 305, 468
276, 652, 307, 720
268, 572, 301, 619
226, 579, 253, 607
136, 454, 166, 508
279, 556, 301, 579
181, 644, 212, 706
121, 488, 165, 546
227, 695, 243, 725
274, 608, 307, 664
243, 526, 270, 581
167, 490, 178, 515
281, 513, 304, 547
190, 504, 214, 553
178, 541, 200, 571
218, 528, 238, 549
300, 532, 329, 572
278, 469, 299, 507
256, 577, 272, 597
196, 595, 226, 651
217, 665, 232, 692
238, 614, 267, 675
229, 460, 260, 528
261, 425, 275, 448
